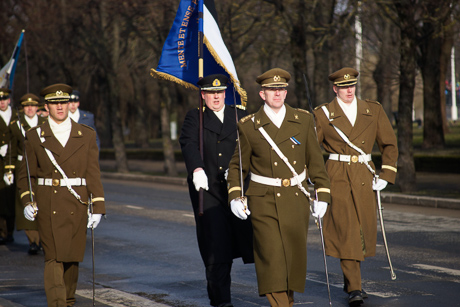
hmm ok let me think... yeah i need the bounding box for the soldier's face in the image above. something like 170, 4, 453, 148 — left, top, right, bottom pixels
45, 102, 69, 124
334, 85, 356, 104
202, 90, 225, 112
0, 98, 10, 111
260, 87, 287, 113
69, 101, 80, 113
24, 105, 38, 119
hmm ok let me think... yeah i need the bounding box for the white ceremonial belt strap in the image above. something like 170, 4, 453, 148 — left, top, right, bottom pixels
250, 169, 307, 187
37, 178, 86, 187
329, 153, 372, 163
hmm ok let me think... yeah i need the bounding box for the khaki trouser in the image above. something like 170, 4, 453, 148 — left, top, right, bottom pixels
341, 259, 362, 292
265, 290, 294, 307
44, 260, 79, 307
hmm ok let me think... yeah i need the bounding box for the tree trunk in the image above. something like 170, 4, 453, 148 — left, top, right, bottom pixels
395, 3, 417, 192
160, 85, 178, 176
420, 22, 445, 149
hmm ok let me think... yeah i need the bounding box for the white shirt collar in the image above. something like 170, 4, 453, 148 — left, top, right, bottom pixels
263, 103, 286, 128
336, 96, 357, 126
69, 108, 80, 122
24, 114, 38, 128
0, 105, 12, 126
213, 105, 225, 123
48, 116, 72, 147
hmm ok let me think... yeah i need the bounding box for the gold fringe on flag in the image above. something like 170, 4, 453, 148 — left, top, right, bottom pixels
150, 69, 199, 91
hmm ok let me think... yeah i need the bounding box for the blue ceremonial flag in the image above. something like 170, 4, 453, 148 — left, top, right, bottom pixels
0, 30, 25, 89
150, 0, 247, 106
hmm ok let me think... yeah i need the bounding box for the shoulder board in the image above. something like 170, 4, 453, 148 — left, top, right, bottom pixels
296, 108, 310, 114
365, 99, 381, 105
240, 114, 254, 123
10, 119, 17, 125
80, 123, 95, 131
27, 126, 40, 133
314, 103, 328, 111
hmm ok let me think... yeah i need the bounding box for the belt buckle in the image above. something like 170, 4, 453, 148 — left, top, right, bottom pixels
351, 155, 359, 163
52, 179, 60, 186
282, 178, 290, 187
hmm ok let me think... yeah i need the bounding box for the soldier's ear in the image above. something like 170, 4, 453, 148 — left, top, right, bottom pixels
259, 90, 266, 101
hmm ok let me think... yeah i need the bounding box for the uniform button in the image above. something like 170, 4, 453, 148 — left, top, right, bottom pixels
277, 193, 281, 197
217, 141, 221, 143
218, 153, 222, 157
274, 162, 278, 166
362, 141, 365, 144
53, 211, 56, 214
71, 212, 74, 215
73, 171, 76, 175
54, 170, 57, 173
295, 192, 299, 196
54, 190, 57, 193
362, 182, 365, 186
293, 161, 297, 165
219, 167, 223, 170
271, 147, 274, 151
292, 145, 295, 149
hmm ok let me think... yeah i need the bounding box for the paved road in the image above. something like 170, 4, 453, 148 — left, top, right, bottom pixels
1, 178, 459, 307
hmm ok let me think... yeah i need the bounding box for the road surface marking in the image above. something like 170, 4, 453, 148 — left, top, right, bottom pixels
77, 288, 170, 307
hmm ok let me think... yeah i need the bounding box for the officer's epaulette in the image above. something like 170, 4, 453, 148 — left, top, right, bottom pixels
240, 114, 254, 123
314, 103, 328, 111
365, 99, 381, 105
296, 108, 310, 114
80, 123, 95, 132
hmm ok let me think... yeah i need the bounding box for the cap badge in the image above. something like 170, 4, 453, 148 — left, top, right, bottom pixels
273, 75, 281, 82
41, 131, 45, 136
56, 90, 63, 96
212, 79, 221, 87
0, 91, 4, 96
28, 98, 32, 101
344, 74, 350, 80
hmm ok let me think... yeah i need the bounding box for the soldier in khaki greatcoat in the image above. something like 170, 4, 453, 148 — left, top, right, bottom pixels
227, 68, 331, 307
313, 67, 398, 306
0, 87, 18, 245
9, 93, 47, 254
17, 83, 105, 307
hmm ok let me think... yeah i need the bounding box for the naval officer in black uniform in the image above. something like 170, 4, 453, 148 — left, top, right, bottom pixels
179, 74, 254, 307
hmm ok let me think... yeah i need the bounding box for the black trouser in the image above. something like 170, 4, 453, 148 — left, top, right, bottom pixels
206, 263, 232, 306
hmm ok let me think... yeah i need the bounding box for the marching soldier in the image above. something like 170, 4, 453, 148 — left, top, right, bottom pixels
313, 67, 398, 306
0, 87, 18, 244
68, 90, 100, 149
179, 74, 254, 307
17, 83, 105, 307
9, 93, 47, 254
227, 68, 331, 307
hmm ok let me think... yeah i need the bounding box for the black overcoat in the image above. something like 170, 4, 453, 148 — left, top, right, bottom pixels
179, 105, 254, 266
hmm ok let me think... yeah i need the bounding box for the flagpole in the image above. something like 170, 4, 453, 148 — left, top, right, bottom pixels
198, 0, 205, 216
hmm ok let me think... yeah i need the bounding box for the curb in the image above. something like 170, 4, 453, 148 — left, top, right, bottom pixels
101, 171, 187, 186
101, 172, 460, 210
381, 192, 460, 210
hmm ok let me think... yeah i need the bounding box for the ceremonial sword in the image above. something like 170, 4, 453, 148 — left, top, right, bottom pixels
303, 73, 332, 306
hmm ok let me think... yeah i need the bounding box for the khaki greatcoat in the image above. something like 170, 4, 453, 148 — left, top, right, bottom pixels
17, 120, 105, 262
313, 98, 398, 261
227, 104, 330, 295
10, 114, 47, 231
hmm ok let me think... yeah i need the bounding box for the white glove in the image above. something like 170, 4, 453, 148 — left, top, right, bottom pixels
87, 214, 102, 229
373, 178, 388, 191
224, 168, 229, 181
230, 197, 250, 220
24, 202, 38, 221
3, 172, 14, 186
192, 169, 209, 191
311, 200, 328, 219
